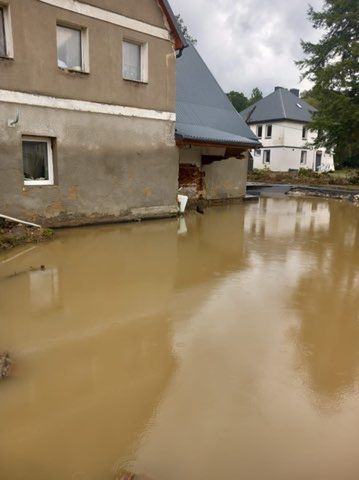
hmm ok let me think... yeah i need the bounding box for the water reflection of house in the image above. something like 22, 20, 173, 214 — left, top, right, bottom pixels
244, 198, 331, 238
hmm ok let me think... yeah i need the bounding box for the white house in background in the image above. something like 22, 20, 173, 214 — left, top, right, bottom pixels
240, 87, 335, 172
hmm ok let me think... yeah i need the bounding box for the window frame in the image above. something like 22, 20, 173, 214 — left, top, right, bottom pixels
263, 149, 271, 164
56, 23, 89, 73
122, 39, 149, 84
265, 124, 272, 139
300, 150, 307, 165
302, 126, 307, 140
256, 125, 263, 138
22, 136, 55, 187
0, 3, 14, 58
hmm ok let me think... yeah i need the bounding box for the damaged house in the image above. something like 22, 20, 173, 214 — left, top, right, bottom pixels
0, 0, 259, 228
176, 44, 261, 203
0, 0, 185, 226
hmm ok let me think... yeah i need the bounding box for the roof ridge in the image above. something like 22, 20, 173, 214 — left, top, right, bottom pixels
279, 88, 287, 119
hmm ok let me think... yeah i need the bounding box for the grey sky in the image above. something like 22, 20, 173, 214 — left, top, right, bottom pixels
170, 0, 324, 96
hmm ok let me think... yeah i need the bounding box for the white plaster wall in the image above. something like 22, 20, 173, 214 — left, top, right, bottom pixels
250, 121, 335, 172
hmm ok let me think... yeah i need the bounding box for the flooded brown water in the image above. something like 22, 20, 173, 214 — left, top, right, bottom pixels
1, 198, 359, 480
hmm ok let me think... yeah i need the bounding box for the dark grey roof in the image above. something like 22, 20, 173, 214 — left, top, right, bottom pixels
176, 45, 260, 147
240, 87, 316, 124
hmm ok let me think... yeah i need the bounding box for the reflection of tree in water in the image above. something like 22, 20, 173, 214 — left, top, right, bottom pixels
291, 202, 359, 405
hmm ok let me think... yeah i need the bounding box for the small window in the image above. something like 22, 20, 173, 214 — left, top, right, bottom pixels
263, 150, 271, 164
0, 4, 13, 58
22, 137, 54, 186
256, 125, 263, 138
123, 40, 148, 83
0, 7, 6, 57
300, 151, 307, 165
266, 125, 272, 138
57, 25, 87, 71
254, 149, 261, 157
302, 126, 307, 139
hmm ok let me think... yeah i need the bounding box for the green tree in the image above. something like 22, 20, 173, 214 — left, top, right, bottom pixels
301, 89, 320, 109
175, 14, 197, 45
297, 0, 359, 166
227, 91, 249, 112
247, 87, 263, 107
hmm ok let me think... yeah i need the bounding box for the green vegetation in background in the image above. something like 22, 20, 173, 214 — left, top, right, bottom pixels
297, 0, 359, 169
248, 168, 359, 187
175, 14, 197, 45
227, 88, 264, 112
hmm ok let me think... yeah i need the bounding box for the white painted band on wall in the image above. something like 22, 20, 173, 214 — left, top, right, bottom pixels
0, 89, 176, 122
38, 0, 171, 41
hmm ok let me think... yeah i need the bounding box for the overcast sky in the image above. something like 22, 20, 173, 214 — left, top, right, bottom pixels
170, 0, 324, 97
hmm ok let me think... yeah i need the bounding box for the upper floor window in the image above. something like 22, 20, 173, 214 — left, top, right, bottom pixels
123, 40, 148, 83
0, 7, 6, 57
23, 137, 54, 186
57, 24, 88, 72
266, 124, 272, 138
0, 4, 13, 58
302, 126, 307, 139
256, 125, 263, 138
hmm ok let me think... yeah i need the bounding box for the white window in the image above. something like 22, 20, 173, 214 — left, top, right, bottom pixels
256, 125, 263, 138
123, 40, 148, 83
263, 150, 271, 164
302, 126, 307, 139
300, 151, 307, 165
57, 24, 88, 72
254, 149, 261, 157
0, 4, 13, 58
22, 137, 54, 186
266, 124, 272, 138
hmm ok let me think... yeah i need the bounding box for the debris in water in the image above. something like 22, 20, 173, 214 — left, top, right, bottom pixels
0, 353, 11, 380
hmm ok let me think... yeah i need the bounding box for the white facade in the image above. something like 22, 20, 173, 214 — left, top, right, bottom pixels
249, 122, 335, 172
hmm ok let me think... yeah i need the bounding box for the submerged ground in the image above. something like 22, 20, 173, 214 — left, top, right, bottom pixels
0, 198, 359, 480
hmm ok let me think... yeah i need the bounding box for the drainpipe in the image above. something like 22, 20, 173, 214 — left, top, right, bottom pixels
0, 213, 41, 229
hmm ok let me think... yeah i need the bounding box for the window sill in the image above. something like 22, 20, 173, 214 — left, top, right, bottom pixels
0, 55, 14, 62
24, 182, 55, 187
123, 78, 148, 85
58, 67, 89, 76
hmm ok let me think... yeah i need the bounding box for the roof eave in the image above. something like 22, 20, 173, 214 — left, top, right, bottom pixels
157, 0, 188, 50
176, 137, 261, 149
246, 117, 311, 125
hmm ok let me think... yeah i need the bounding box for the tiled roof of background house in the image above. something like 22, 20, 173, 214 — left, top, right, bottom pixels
176, 44, 260, 148
240, 87, 316, 124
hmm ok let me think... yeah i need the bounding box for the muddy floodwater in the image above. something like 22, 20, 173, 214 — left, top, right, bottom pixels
1, 198, 359, 480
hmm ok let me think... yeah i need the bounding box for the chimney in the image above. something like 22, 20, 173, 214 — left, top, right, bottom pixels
275, 86, 284, 92
290, 88, 300, 97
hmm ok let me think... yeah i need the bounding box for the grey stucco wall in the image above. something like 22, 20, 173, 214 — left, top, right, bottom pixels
0, 103, 179, 226
203, 156, 248, 200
